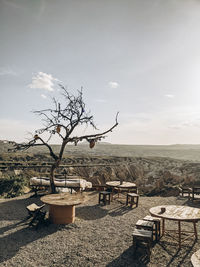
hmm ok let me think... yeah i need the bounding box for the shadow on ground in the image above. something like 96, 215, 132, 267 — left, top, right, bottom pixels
0, 194, 70, 264
106, 246, 149, 267
76, 204, 108, 220
76, 201, 134, 220
155, 237, 196, 266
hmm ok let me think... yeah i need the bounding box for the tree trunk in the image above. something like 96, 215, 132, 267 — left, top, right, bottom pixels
50, 160, 60, 194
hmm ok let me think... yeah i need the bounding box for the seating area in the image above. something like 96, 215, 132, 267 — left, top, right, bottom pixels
5, 180, 200, 266
26, 180, 200, 263
98, 181, 139, 207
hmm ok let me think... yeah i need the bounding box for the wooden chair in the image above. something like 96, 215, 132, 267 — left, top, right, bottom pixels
26, 203, 46, 228
178, 186, 192, 198
191, 187, 200, 202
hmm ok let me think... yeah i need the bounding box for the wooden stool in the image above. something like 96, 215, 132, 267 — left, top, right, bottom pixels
135, 219, 154, 242
98, 191, 111, 205
143, 215, 161, 241
132, 228, 153, 258
126, 193, 139, 207
26, 203, 46, 228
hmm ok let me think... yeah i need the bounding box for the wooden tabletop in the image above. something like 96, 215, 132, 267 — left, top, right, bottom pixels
41, 193, 87, 206
191, 249, 200, 267
106, 181, 136, 188
149, 205, 200, 221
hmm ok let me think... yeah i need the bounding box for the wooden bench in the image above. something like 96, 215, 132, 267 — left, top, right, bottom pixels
126, 193, 139, 207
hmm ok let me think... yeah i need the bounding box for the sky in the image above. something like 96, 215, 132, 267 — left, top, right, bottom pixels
1, 0, 200, 145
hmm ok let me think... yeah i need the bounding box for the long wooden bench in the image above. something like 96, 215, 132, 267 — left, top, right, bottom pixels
29, 176, 92, 194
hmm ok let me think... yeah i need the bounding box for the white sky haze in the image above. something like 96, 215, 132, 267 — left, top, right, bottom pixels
1, 0, 200, 145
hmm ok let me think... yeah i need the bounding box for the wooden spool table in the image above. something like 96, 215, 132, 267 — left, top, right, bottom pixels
41, 193, 87, 224
149, 205, 200, 249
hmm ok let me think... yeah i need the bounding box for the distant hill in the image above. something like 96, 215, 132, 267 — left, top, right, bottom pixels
1, 140, 200, 162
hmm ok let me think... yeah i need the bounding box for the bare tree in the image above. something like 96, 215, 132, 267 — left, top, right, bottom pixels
10, 85, 119, 193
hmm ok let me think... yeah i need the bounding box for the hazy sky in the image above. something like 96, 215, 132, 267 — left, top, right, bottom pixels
1, 0, 200, 145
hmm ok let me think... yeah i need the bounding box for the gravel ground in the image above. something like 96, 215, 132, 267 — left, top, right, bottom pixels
0, 192, 200, 267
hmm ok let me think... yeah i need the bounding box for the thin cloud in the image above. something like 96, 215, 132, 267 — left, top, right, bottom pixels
108, 81, 119, 89
29, 72, 57, 91
164, 94, 175, 98
0, 67, 17, 76
41, 94, 47, 99
95, 99, 107, 103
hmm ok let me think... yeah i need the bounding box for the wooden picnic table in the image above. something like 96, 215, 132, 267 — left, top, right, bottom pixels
149, 205, 200, 248
41, 193, 87, 224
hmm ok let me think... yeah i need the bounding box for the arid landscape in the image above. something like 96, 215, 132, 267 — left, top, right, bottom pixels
1, 141, 200, 266
1, 141, 200, 198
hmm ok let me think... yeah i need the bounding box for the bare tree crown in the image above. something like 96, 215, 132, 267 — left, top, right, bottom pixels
10, 84, 119, 160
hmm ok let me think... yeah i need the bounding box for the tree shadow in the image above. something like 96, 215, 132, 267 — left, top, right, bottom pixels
0, 194, 44, 221
106, 246, 149, 267
0, 224, 60, 263
156, 238, 196, 267
76, 201, 133, 220
0, 195, 70, 264
108, 205, 134, 217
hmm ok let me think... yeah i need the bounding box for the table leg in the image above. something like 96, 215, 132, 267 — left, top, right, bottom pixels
118, 188, 120, 198
111, 188, 114, 201
193, 221, 198, 240
162, 218, 165, 236
178, 221, 181, 249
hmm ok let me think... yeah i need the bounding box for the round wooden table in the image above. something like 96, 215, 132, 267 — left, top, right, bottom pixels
149, 205, 200, 248
106, 181, 137, 200
191, 249, 200, 266
41, 193, 87, 224
106, 181, 136, 190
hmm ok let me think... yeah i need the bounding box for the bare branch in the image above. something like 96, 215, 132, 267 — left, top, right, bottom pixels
67, 112, 119, 145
